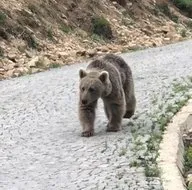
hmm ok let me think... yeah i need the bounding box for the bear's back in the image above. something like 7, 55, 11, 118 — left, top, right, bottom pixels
87, 59, 107, 70
87, 54, 128, 72
87, 54, 133, 86
103, 54, 132, 86
103, 54, 128, 70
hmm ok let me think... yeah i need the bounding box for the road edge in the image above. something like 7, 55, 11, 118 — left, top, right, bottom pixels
158, 99, 192, 190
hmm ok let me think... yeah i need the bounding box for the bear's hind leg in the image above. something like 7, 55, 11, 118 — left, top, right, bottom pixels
123, 83, 136, 118
105, 102, 125, 132
124, 95, 136, 118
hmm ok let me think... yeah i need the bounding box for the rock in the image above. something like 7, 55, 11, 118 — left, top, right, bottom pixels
65, 56, 75, 63
97, 51, 104, 56
17, 42, 27, 53
18, 58, 25, 65
61, 14, 67, 19
0, 61, 3, 68
127, 2, 133, 7
71, 2, 76, 8
82, 40, 89, 43
112, 19, 118, 23
183, 130, 192, 147
14, 63, 20, 68
101, 47, 109, 53
166, 33, 181, 41
12, 70, 22, 77
3, 64, 15, 71
186, 174, 192, 187
7, 53, 17, 62
27, 56, 39, 68
37, 56, 50, 68
3, 58, 15, 66
0, 73, 5, 80
6, 69, 14, 77
24, 26, 34, 34
119, 38, 128, 45
188, 128, 192, 134
160, 24, 176, 35
63, 19, 69, 26
7, 67, 28, 78
128, 44, 140, 50
87, 50, 97, 57
112, 1, 118, 6
96, 46, 109, 52
25, 50, 34, 58
141, 28, 153, 36
26, 56, 50, 69
0, 68, 5, 72
76, 50, 86, 56
58, 52, 68, 59
49, 55, 57, 61
0, 28, 9, 40
163, 37, 170, 42
30, 68, 42, 74
17, 67, 28, 75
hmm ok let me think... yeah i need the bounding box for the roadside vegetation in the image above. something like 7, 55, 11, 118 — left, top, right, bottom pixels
172, 0, 192, 18
130, 76, 192, 180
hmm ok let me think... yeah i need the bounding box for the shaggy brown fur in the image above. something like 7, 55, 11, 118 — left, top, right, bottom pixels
78, 54, 136, 137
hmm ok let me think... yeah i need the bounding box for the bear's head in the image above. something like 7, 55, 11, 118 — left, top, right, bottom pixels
79, 69, 111, 105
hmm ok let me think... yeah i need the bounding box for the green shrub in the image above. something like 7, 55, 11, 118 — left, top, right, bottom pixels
171, 15, 179, 23
129, 160, 140, 167
144, 165, 160, 177
0, 11, 6, 25
172, 0, 192, 18
28, 4, 39, 14
181, 29, 187, 37
91, 16, 113, 40
91, 33, 105, 43
49, 62, 60, 68
0, 46, 4, 57
60, 24, 72, 34
157, 3, 178, 22
158, 4, 171, 16
187, 20, 192, 28
47, 28, 54, 40
22, 33, 38, 49
184, 146, 192, 172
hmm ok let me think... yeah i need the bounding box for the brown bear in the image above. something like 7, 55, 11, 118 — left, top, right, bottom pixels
78, 54, 136, 137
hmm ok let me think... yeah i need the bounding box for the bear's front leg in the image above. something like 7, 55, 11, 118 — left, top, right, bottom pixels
105, 102, 125, 132
78, 103, 96, 137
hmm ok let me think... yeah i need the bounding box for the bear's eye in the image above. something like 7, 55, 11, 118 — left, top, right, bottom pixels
81, 87, 85, 91
89, 87, 95, 92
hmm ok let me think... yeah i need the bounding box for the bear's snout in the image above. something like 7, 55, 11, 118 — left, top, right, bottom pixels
82, 99, 88, 105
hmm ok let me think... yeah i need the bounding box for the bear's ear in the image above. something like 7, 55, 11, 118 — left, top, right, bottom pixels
99, 71, 109, 83
79, 69, 87, 79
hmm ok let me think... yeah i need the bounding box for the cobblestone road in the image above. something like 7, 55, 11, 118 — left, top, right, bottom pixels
0, 40, 192, 190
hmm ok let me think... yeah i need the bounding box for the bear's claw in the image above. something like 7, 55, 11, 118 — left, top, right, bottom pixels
123, 110, 134, 118
81, 131, 94, 137
106, 127, 120, 132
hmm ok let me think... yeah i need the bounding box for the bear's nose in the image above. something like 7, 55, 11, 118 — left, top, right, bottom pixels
82, 100, 87, 105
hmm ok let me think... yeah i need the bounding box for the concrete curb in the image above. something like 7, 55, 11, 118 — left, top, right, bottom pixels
158, 99, 192, 190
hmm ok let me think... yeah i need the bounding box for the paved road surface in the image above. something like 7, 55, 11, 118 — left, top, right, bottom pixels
0, 40, 192, 190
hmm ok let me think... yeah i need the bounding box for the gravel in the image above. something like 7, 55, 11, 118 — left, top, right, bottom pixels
0, 40, 192, 190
